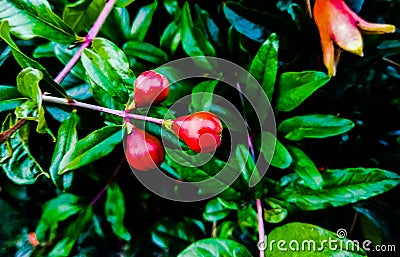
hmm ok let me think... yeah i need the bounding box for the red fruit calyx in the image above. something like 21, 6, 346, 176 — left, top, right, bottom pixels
128, 70, 170, 109
125, 126, 165, 171
171, 111, 223, 153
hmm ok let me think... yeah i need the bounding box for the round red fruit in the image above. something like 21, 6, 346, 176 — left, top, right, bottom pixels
171, 111, 223, 153
125, 127, 165, 171
133, 70, 169, 108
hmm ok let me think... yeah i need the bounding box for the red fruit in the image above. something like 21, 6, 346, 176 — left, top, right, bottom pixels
125, 127, 165, 171
131, 70, 169, 108
171, 111, 223, 153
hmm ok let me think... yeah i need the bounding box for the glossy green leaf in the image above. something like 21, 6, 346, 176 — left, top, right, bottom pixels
1, 121, 48, 184
48, 206, 93, 256
287, 146, 322, 190
191, 80, 218, 112
54, 43, 86, 80
0, 0, 78, 43
16, 68, 54, 139
63, 0, 105, 34
278, 114, 355, 141
123, 41, 168, 64
36, 193, 83, 241
129, 0, 158, 41
265, 222, 367, 256
181, 2, 215, 57
59, 125, 123, 173
32, 42, 57, 58
152, 218, 197, 252
81, 38, 131, 104
215, 221, 237, 239
256, 131, 292, 169
0, 98, 25, 113
116, 0, 136, 8
0, 21, 67, 97
105, 182, 131, 241
264, 199, 287, 223
49, 111, 79, 190
163, 0, 179, 15
231, 144, 261, 190
202, 198, 231, 222
276, 168, 400, 210
0, 85, 21, 101
223, 2, 267, 43
100, 7, 130, 45
178, 238, 253, 257
249, 33, 278, 101
160, 19, 181, 55
276, 71, 330, 112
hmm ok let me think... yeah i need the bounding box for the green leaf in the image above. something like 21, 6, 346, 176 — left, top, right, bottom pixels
231, 144, 262, 190
265, 222, 367, 256
49, 111, 79, 190
278, 114, 355, 141
1, 120, 48, 184
181, 2, 216, 57
202, 198, 231, 222
276, 168, 400, 210
48, 206, 93, 256
63, 0, 105, 34
54, 43, 86, 80
32, 42, 57, 58
194, 5, 222, 49
116, 0, 136, 8
160, 19, 182, 55
0, 21, 67, 97
263, 199, 287, 223
223, 2, 267, 43
249, 33, 278, 101
152, 218, 197, 252
178, 238, 253, 257
81, 38, 132, 104
123, 41, 168, 64
276, 71, 330, 112
105, 182, 131, 241
59, 125, 123, 173
16, 68, 54, 139
237, 206, 258, 237
163, 0, 179, 15
191, 80, 218, 112
129, 0, 158, 40
36, 193, 83, 241
0, 85, 22, 101
287, 146, 322, 190
256, 132, 292, 169
215, 221, 237, 239
0, 0, 78, 43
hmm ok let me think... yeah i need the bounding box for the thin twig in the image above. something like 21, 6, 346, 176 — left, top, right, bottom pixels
348, 211, 358, 237
305, 0, 313, 19
383, 57, 400, 68
90, 157, 125, 205
54, 0, 118, 84
0, 119, 27, 144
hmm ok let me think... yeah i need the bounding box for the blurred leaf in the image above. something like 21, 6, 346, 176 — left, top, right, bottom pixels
81, 38, 132, 104
36, 193, 82, 241
202, 198, 231, 222
264, 199, 287, 223
152, 218, 197, 252
0, 0, 78, 43
191, 80, 218, 112
181, 2, 216, 57
0, 21, 67, 97
59, 125, 123, 173
276, 71, 330, 112
63, 0, 105, 34
48, 206, 93, 256
276, 168, 400, 210
377, 40, 400, 57
237, 206, 258, 237
16, 68, 54, 139
249, 33, 278, 101
49, 111, 79, 190
215, 221, 237, 239
232, 144, 261, 191
105, 182, 131, 241
160, 19, 181, 55
32, 42, 57, 58
1, 120, 48, 184
278, 114, 355, 141
194, 5, 222, 49
287, 146, 323, 190
129, 0, 158, 40
116, 0, 136, 8
266, 222, 367, 256
178, 238, 252, 257
256, 131, 293, 169
163, 0, 179, 15
223, 2, 267, 43
123, 41, 168, 64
